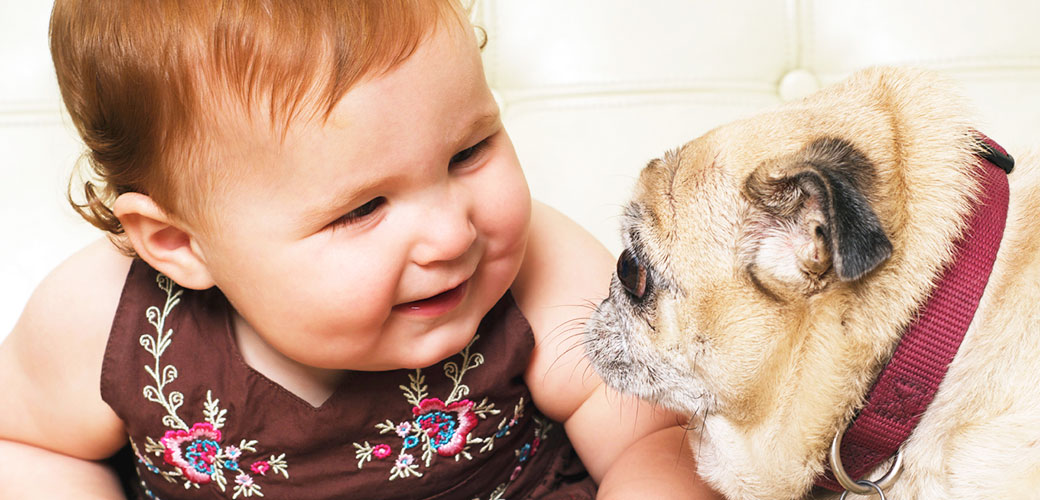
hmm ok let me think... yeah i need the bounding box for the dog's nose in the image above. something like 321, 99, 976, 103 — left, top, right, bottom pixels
617, 248, 649, 299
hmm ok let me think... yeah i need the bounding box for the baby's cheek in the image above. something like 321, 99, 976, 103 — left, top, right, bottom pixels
474, 162, 530, 246
490, 192, 531, 257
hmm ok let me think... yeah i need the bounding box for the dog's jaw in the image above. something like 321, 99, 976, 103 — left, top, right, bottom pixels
584, 286, 716, 418
585, 285, 835, 500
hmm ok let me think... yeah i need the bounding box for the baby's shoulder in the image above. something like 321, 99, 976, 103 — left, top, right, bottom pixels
20, 238, 131, 341
511, 202, 614, 421
513, 201, 614, 331
0, 238, 130, 459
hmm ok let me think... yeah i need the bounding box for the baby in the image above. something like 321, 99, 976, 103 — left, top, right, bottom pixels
0, 1, 720, 499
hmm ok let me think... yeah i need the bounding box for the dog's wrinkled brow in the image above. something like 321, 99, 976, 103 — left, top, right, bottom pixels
620, 212, 653, 268
622, 202, 643, 230
622, 201, 659, 261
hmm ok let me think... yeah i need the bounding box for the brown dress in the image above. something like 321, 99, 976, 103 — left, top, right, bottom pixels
101, 260, 596, 499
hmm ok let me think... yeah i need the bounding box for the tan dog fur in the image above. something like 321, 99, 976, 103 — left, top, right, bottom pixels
584, 67, 1040, 499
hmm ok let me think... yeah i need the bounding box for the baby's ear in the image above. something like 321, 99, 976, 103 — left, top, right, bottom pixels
743, 137, 892, 285
113, 193, 216, 290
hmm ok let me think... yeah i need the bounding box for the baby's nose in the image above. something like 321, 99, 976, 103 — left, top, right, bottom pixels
412, 203, 477, 266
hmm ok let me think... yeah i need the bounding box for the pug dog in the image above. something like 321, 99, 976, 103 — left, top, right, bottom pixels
584, 67, 1040, 499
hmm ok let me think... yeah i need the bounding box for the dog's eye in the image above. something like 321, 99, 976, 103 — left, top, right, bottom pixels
617, 248, 649, 300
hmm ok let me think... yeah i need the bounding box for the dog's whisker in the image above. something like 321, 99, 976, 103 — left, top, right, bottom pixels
668, 409, 695, 465
544, 333, 594, 380
580, 358, 600, 385
540, 317, 588, 345
695, 407, 705, 457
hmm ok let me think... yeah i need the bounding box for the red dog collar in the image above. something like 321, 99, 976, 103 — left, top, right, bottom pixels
815, 134, 1013, 493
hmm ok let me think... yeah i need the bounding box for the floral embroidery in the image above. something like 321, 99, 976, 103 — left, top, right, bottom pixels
475, 415, 553, 500
137, 479, 162, 499
250, 461, 271, 475
354, 335, 539, 481
413, 397, 479, 456
395, 422, 412, 437
371, 444, 393, 459
161, 422, 222, 483
133, 274, 290, 498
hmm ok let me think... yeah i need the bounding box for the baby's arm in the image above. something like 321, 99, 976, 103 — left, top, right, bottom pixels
513, 202, 722, 499
0, 239, 132, 498
0, 440, 125, 498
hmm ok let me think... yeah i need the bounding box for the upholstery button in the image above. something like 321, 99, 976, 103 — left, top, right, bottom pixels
778, 69, 820, 101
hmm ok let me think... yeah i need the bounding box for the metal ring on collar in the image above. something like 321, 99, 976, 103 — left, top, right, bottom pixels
839, 480, 886, 500
829, 427, 904, 496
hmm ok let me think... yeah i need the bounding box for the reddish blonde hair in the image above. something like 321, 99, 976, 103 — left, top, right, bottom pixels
50, 0, 466, 247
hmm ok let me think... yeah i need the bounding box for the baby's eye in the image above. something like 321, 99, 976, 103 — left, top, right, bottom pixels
450, 137, 490, 166
330, 197, 385, 229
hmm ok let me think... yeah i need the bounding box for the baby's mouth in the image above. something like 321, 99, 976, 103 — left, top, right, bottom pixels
394, 281, 468, 316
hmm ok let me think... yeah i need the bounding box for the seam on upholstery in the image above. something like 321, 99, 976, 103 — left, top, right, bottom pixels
803, 0, 815, 71
501, 95, 781, 114
489, 0, 500, 92
785, 0, 802, 71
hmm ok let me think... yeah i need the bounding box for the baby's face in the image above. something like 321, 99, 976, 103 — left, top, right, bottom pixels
193, 19, 530, 371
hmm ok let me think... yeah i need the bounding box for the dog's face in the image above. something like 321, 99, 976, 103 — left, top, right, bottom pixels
584, 66, 994, 498
584, 107, 897, 424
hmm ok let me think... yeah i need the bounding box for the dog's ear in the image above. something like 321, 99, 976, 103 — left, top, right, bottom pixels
743, 137, 892, 283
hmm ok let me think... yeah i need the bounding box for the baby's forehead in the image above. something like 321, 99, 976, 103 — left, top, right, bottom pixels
190, 4, 468, 129
199, 13, 486, 144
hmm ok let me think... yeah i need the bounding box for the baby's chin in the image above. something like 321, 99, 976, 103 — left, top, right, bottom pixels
410, 311, 492, 368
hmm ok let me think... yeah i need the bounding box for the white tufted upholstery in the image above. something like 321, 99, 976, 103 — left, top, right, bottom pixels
2, 1, 1039, 338
473, 0, 1040, 256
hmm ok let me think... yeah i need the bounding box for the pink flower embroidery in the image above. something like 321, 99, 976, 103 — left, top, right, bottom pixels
395, 454, 415, 468
372, 444, 393, 459
395, 421, 412, 437
412, 398, 478, 457
250, 461, 271, 476
161, 423, 222, 483
236, 473, 254, 486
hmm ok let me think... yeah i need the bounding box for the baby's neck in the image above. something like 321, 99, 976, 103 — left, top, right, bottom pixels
232, 313, 344, 408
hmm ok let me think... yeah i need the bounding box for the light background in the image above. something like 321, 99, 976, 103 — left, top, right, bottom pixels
3, 1, 1040, 340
